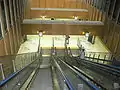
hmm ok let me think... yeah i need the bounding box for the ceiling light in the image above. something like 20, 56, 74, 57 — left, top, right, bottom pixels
74, 16, 78, 20
41, 16, 46, 19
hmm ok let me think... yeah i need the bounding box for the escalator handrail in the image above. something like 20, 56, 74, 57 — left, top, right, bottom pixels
77, 58, 119, 76
0, 48, 42, 87
0, 58, 39, 87
80, 58, 120, 74
74, 57, 120, 77
57, 57, 102, 90
52, 56, 74, 90
0, 52, 37, 58
69, 46, 120, 74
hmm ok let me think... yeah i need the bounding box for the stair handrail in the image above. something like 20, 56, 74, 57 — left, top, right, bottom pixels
0, 56, 40, 88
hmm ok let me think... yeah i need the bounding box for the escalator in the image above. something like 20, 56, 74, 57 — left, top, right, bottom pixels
0, 47, 81, 90
1, 45, 120, 90
0, 52, 40, 90
65, 47, 120, 90
53, 56, 101, 90
29, 56, 53, 90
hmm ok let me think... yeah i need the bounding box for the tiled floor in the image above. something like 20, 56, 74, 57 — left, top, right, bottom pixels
18, 35, 109, 54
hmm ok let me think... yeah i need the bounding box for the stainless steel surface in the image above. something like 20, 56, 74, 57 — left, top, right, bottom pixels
30, 68, 53, 90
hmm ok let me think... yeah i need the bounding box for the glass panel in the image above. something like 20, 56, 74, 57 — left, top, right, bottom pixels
0, 25, 2, 38
108, 0, 115, 18
118, 14, 120, 24
11, 0, 15, 25
0, 53, 40, 90
1, 1, 7, 33
103, 0, 110, 12
15, 0, 18, 19
113, 0, 120, 20
6, 0, 12, 26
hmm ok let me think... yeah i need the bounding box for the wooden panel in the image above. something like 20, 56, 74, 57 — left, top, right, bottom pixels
64, 0, 69, 8
25, 0, 89, 19
0, 40, 6, 56
4, 33, 11, 55
52, 24, 66, 34
30, 0, 88, 9
31, 0, 39, 8
46, 0, 52, 8
24, 0, 31, 19
22, 24, 103, 36
98, 11, 102, 21
30, 10, 88, 19
76, 0, 82, 9
95, 9, 99, 21
58, 0, 64, 8
69, 0, 77, 8
52, 0, 58, 8
101, 17, 120, 55
39, 0, 46, 8
82, 2, 87, 9
9, 28, 15, 54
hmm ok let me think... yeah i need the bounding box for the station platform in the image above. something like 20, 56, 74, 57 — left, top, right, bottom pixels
18, 35, 109, 54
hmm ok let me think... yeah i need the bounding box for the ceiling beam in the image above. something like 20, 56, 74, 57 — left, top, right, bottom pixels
23, 19, 104, 25
31, 8, 88, 12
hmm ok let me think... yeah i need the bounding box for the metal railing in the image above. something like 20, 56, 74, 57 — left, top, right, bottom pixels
67, 47, 120, 72
0, 52, 39, 81
0, 49, 42, 90
84, 52, 113, 64
77, 37, 114, 64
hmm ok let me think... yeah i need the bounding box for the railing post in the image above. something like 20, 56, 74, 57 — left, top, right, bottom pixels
32, 54, 33, 62
103, 55, 106, 64
24, 56, 26, 66
93, 54, 95, 61
111, 54, 114, 61
97, 54, 100, 63
34, 53, 36, 60
52, 37, 54, 48
26, 54, 28, 65
108, 53, 112, 60
89, 54, 91, 60
28, 54, 30, 64
21, 59, 24, 69
35, 53, 36, 59
12, 60, 16, 72
0, 64, 5, 80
